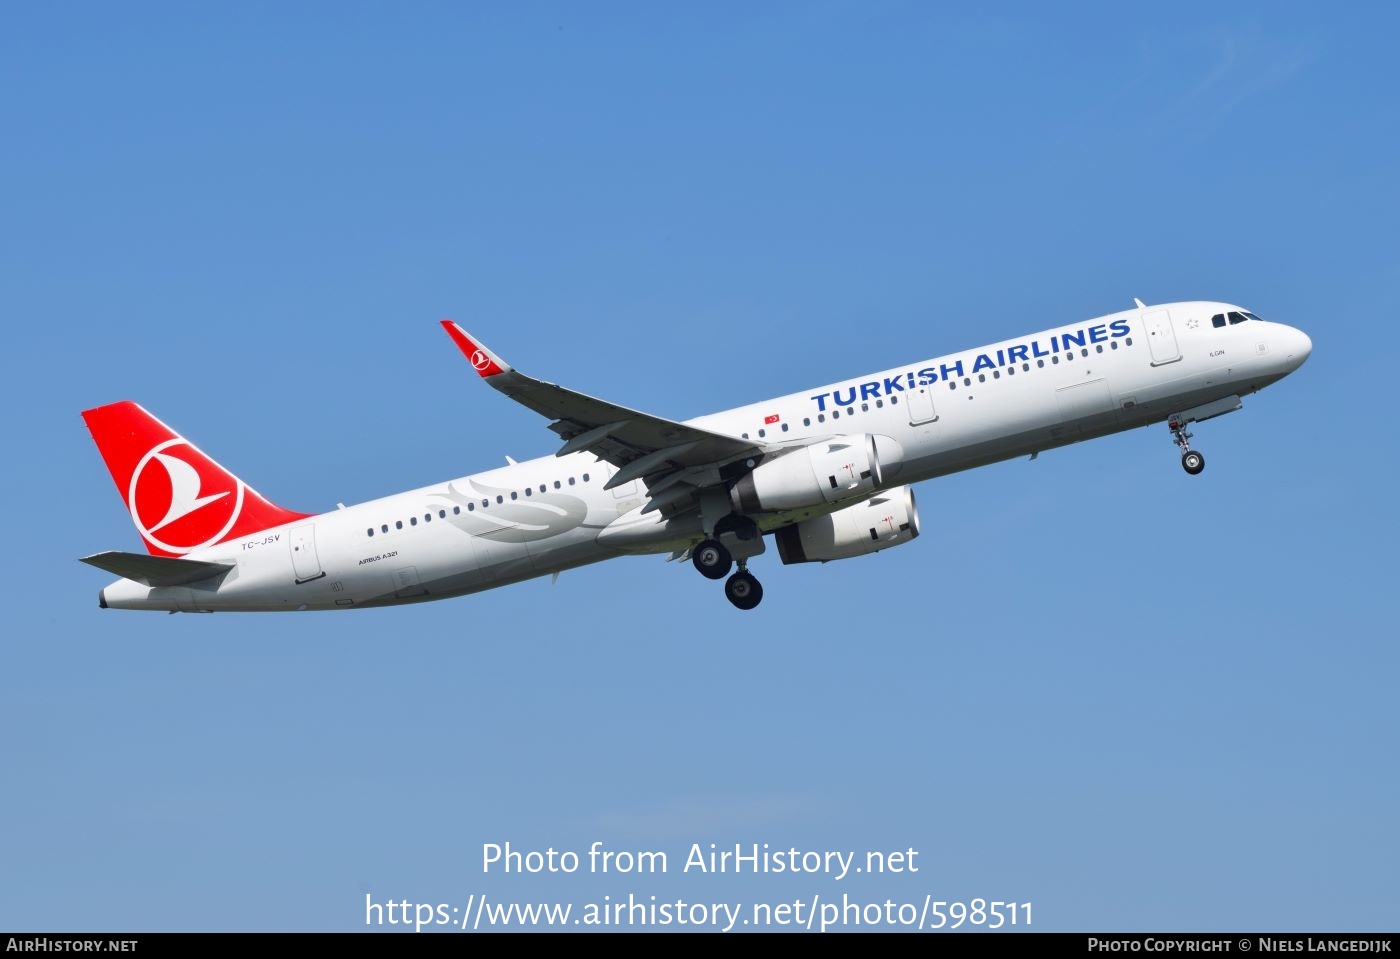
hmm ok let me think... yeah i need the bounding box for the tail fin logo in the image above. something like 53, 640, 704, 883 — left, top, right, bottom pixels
127, 439, 245, 554
470, 349, 491, 371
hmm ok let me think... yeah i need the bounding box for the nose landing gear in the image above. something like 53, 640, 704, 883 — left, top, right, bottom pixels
1169, 417, 1206, 475
1164, 396, 1245, 476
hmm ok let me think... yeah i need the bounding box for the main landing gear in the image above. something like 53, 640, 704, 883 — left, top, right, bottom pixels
724, 567, 763, 611
692, 538, 732, 580
691, 536, 765, 610
1169, 417, 1206, 476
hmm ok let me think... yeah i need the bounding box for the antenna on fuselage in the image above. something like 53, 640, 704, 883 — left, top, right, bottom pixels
1134, 297, 1147, 309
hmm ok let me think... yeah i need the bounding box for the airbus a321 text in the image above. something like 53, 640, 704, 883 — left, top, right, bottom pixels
81, 300, 1311, 612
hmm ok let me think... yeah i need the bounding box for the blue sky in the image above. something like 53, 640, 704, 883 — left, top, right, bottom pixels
3, 2, 1396, 932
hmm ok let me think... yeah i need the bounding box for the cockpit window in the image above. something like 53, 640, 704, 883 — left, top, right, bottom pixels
1242, 311, 1264, 322
1211, 313, 1226, 328
1228, 311, 1249, 325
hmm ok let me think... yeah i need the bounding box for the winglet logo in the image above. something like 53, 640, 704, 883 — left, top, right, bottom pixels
128, 439, 245, 554
440, 321, 506, 377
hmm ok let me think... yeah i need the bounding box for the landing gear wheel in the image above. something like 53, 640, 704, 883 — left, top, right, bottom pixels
1169, 416, 1205, 477
692, 539, 733, 580
725, 570, 763, 610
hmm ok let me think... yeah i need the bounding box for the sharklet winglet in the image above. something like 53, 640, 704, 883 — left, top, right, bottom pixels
441, 320, 511, 378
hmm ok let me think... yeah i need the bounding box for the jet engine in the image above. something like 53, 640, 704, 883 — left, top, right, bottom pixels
774, 485, 920, 564
730, 434, 904, 513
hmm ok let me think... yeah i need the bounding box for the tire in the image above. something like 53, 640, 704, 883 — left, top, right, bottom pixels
692, 538, 733, 580
1182, 450, 1205, 475
725, 571, 763, 610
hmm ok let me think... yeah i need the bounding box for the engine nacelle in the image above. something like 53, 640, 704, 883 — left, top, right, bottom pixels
774, 486, 920, 564
731, 434, 904, 514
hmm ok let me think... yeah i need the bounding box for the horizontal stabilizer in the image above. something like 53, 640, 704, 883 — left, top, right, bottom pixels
81, 551, 234, 587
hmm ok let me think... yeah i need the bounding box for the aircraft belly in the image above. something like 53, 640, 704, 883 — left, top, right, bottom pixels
354, 538, 610, 607
1052, 379, 1116, 438
471, 534, 535, 582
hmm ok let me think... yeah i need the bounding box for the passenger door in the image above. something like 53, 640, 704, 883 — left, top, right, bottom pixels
1142, 309, 1181, 366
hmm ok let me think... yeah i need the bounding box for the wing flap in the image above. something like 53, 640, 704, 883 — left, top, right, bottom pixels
81, 551, 234, 587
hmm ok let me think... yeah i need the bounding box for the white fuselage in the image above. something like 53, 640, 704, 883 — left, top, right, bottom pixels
99, 301, 1311, 611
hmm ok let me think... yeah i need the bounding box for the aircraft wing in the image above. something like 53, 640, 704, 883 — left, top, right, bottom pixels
441, 321, 762, 502
81, 551, 234, 587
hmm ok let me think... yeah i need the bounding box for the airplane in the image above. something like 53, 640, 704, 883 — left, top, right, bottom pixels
80, 299, 1312, 613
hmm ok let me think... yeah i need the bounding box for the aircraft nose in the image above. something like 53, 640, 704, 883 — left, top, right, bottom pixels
1285, 326, 1313, 369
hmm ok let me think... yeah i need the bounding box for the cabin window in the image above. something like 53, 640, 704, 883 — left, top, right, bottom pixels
554, 480, 561, 489
861, 403, 869, 412
395, 520, 403, 530
949, 381, 956, 390
1007, 366, 1014, 376
832, 410, 841, 419
510, 491, 518, 500
1081, 348, 1089, 357
453, 506, 460, 515
1126, 337, 1133, 346
978, 374, 986, 383
583, 473, 590, 482
1096, 344, 1103, 353
568, 478, 575, 486
381, 524, 389, 534
803, 417, 811, 426
964, 377, 971, 386
890, 395, 898, 405
467, 503, 474, 511
424, 513, 431, 522
818, 414, 826, 423
758, 429, 766, 438
1023, 362, 1030, 371
781, 422, 790, 431
410, 517, 417, 526
1052, 355, 1060, 364
1110, 341, 1118, 350
367, 528, 374, 537
525, 488, 532, 496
